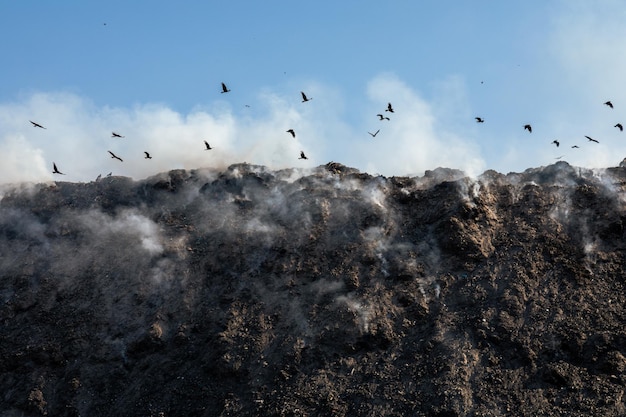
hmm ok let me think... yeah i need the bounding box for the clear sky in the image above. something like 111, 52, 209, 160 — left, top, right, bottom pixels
2, 1, 626, 183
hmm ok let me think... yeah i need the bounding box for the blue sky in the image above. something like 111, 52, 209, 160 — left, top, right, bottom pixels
2, 1, 626, 183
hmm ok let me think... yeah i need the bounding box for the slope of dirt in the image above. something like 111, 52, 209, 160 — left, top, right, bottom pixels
0, 160, 625, 416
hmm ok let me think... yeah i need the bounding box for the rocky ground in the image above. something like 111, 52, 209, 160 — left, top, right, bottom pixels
0, 160, 625, 416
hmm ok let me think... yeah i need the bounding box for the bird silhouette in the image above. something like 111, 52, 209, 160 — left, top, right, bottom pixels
111, 132, 125, 138
385, 102, 394, 113
106, 172, 112, 177
144, 151, 152, 159
301, 91, 312, 102
524, 124, 532, 133
571, 145, 580, 148
299, 151, 308, 160
95, 174, 102, 181
52, 162, 64, 175
30, 120, 46, 129
286, 129, 296, 138
368, 129, 380, 137
475, 117, 484, 123
108, 150, 123, 161
552, 140, 560, 147
615, 123, 623, 131
204, 141, 213, 150
555, 155, 565, 160
220, 82, 230, 93
604, 101, 614, 108
377, 114, 390, 121
585, 135, 599, 143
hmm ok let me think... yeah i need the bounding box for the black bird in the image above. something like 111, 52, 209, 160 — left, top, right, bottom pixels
552, 140, 560, 147
220, 82, 230, 93
368, 129, 380, 137
286, 129, 296, 138
385, 102, 394, 113
52, 162, 64, 175
475, 117, 484, 123
615, 123, 623, 131
204, 140, 213, 150
299, 151, 308, 160
524, 124, 532, 133
30, 120, 46, 129
144, 151, 152, 159
108, 150, 123, 161
604, 100, 613, 108
301, 91, 312, 102
585, 135, 599, 143
555, 155, 565, 160
95, 174, 102, 181
377, 114, 390, 121
111, 132, 125, 138
572, 145, 580, 148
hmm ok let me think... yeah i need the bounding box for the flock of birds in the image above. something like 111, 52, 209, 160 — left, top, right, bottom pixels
32, 81, 405, 178
31, 82, 621, 178
32, 120, 149, 176
475, 100, 620, 160
31, 82, 324, 178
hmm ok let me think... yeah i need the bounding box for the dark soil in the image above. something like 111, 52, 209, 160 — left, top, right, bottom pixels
0, 161, 625, 416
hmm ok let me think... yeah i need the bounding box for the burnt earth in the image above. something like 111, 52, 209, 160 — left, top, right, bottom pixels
0, 160, 625, 416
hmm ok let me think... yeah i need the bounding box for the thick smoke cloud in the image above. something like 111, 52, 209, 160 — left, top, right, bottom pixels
362, 74, 485, 177
0, 74, 488, 185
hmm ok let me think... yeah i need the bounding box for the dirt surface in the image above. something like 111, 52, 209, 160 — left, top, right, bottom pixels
0, 160, 625, 416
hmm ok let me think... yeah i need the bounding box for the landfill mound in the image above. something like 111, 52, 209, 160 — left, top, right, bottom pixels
1, 160, 625, 416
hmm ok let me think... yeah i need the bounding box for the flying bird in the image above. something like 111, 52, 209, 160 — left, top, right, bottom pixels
286, 129, 296, 138
52, 162, 64, 175
220, 82, 230, 93
108, 150, 123, 161
585, 135, 599, 143
204, 140, 213, 150
111, 132, 125, 138
475, 117, 484, 123
144, 151, 152, 159
385, 102, 394, 113
551, 140, 560, 147
571, 145, 580, 148
604, 101, 613, 108
299, 151, 308, 160
377, 114, 390, 121
95, 174, 102, 181
301, 91, 312, 102
524, 124, 532, 133
30, 120, 46, 129
555, 155, 565, 160
615, 123, 623, 131
368, 129, 380, 137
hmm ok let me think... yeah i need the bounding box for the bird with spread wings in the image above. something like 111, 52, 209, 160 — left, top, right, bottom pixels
108, 151, 123, 162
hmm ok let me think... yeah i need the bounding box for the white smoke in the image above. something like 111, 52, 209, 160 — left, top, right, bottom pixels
77, 210, 165, 255
335, 295, 372, 334
0, 73, 492, 185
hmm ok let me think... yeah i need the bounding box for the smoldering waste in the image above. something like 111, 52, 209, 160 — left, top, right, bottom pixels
1, 161, 625, 416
